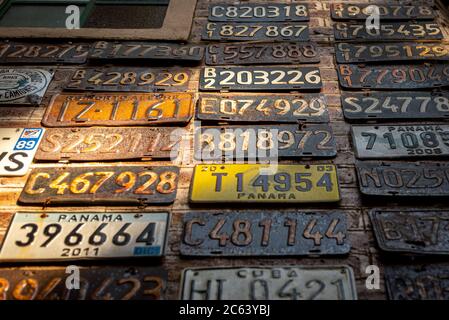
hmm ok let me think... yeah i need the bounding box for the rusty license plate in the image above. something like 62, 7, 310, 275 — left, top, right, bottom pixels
181, 211, 349, 256
203, 22, 309, 42
200, 67, 322, 91
342, 91, 449, 121
197, 94, 329, 123
189, 164, 341, 204
195, 124, 336, 161
331, 3, 435, 20
0, 212, 169, 261
0, 42, 89, 64
206, 42, 319, 65
19, 166, 179, 205
352, 124, 449, 159
180, 266, 357, 300
208, 4, 309, 22
41, 93, 194, 127
385, 265, 449, 300
89, 41, 204, 62
356, 161, 449, 197
0, 266, 166, 300
335, 42, 449, 63
334, 22, 443, 41
0, 68, 53, 105
337, 64, 449, 90
65, 67, 191, 92
35, 127, 181, 162
370, 209, 449, 255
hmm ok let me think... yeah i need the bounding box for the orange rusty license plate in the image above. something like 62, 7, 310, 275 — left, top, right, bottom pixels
41, 93, 194, 127
35, 127, 181, 162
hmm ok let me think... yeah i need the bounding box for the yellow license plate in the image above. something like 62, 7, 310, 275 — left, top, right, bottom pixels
189, 164, 340, 203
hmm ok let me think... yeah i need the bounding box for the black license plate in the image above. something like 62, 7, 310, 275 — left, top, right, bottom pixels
385, 265, 449, 300
195, 124, 336, 160
352, 124, 449, 159
331, 3, 435, 20
203, 22, 309, 42
0, 42, 89, 64
0, 266, 166, 300
180, 211, 350, 256
200, 67, 322, 91
208, 4, 309, 22
89, 41, 204, 62
342, 91, 449, 121
356, 161, 449, 197
19, 166, 179, 205
206, 42, 319, 65
334, 22, 443, 41
370, 209, 449, 255
335, 42, 449, 63
65, 67, 191, 92
197, 94, 329, 123
337, 64, 449, 90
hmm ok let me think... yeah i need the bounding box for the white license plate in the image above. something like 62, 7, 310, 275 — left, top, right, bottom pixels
0, 212, 169, 261
0, 128, 44, 176
180, 266, 357, 300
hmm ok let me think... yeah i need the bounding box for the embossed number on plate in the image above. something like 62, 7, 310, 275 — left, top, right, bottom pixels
189, 164, 340, 203
35, 127, 181, 161
331, 3, 435, 20
181, 211, 349, 256
195, 124, 336, 160
0, 266, 166, 300
180, 266, 357, 300
355, 161, 449, 197
65, 67, 191, 92
197, 94, 329, 123
352, 124, 449, 159
19, 166, 179, 205
337, 64, 449, 89
341, 91, 449, 121
209, 4, 309, 22
0, 212, 169, 261
200, 67, 322, 91
370, 209, 449, 255
41, 93, 194, 127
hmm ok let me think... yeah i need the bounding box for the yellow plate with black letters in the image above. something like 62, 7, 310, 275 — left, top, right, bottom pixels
189, 164, 340, 203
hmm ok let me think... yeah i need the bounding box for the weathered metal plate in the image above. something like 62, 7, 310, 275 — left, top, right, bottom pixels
335, 42, 449, 63
197, 94, 329, 123
0, 68, 53, 104
41, 93, 194, 127
352, 124, 449, 159
337, 64, 449, 90
89, 41, 204, 62
331, 3, 436, 20
342, 91, 449, 121
180, 266, 357, 300
181, 211, 350, 256
385, 265, 449, 300
0, 128, 44, 177
0, 212, 169, 261
203, 22, 309, 42
0, 42, 89, 64
200, 67, 322, 91
208, 4, 309, 22
0, 266, 167, 300
35, 127, 181, 162
355, 161, 449, 197
206, 42, 319, 66
195, 124, 336, 161
370, 209, 449, 255
334, 22, 443, 41
190, 164, 340, 203
65, 67, 191, 92
19, 166, 179, 205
